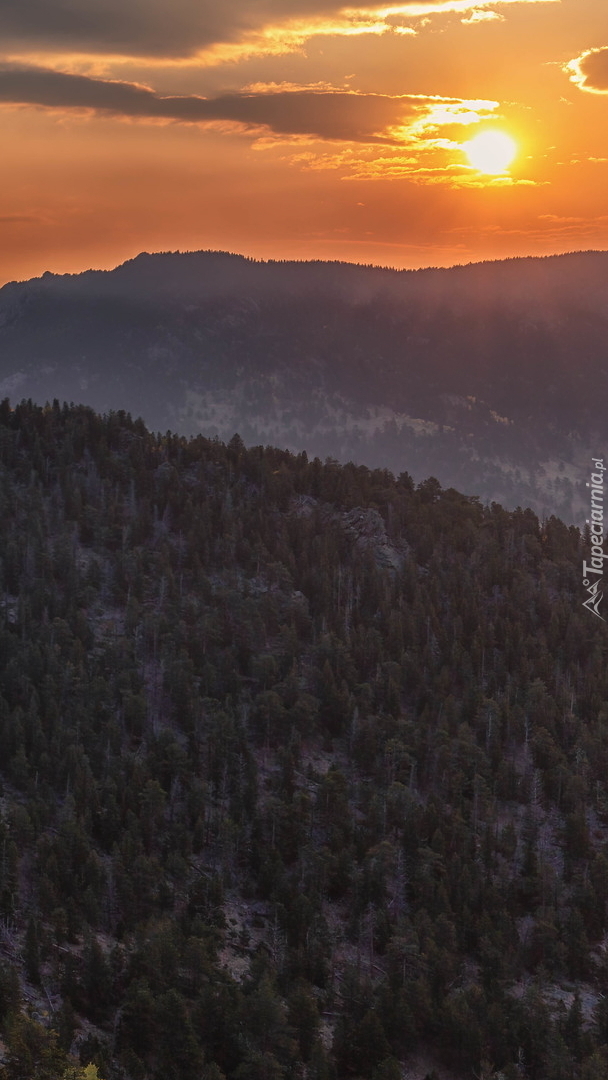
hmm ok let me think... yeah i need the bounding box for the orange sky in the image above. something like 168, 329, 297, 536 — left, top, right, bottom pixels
1, 0, 607, 282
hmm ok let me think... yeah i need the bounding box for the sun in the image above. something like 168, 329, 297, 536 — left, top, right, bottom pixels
463, 130, 517, 174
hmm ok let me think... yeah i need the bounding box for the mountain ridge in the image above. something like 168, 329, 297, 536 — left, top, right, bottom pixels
5, 247, 608, 306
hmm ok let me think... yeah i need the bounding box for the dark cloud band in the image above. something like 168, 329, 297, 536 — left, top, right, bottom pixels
0, 0, 555, 58
0, 63, 460, 142
0, 0, 385, 57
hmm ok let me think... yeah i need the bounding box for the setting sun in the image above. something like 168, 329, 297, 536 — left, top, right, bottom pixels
463, 131, 518, 175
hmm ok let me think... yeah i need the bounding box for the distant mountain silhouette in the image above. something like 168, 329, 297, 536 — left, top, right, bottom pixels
1, 247, 607, 520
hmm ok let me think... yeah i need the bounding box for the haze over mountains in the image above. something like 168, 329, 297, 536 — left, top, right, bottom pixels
1, 248, 607, 521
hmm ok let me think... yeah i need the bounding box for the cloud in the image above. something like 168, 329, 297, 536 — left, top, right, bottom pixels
285, 137, 535, 188
446, 215, 608, 243
565, 46, 608, 94
0, 0, 560, 61
0, 63, 498, 144
538, 213, 608, 232
461, 10, 504, 22
339, 159, 536, 186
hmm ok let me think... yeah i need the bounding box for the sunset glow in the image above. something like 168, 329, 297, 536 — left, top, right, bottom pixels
0, 0, 606, 281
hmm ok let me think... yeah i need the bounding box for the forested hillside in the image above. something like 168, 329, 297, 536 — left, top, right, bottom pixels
0, 401, 607, 1080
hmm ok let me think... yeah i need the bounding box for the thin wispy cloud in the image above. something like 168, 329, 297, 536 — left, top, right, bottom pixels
0, 213, 41, 223
290, 147, 536, 186
461, 10, 505, 23
448, 214, 608, 244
